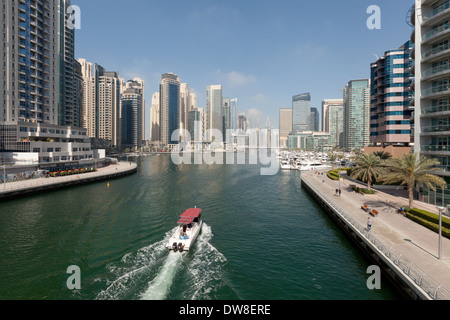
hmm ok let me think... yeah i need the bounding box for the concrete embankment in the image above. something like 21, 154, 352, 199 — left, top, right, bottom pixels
0, 162, 137, 201
300, 172, 450, 300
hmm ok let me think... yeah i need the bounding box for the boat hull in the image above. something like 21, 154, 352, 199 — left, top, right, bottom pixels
167, 220, 203, 252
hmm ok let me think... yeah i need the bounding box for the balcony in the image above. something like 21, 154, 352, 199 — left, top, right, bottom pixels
423, 23, 450, 44
422, 85, 450, 99
423, 145, 450, 152
421, 124, 450, 135
422, 65, 450, 81
423, 1, 450, 26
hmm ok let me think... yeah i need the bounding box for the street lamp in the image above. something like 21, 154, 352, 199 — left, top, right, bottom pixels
436, 206, 445, 260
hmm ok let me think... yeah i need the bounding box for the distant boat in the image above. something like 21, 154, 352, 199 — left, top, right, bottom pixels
280, 160, 291, 170
167, 208, 203, 253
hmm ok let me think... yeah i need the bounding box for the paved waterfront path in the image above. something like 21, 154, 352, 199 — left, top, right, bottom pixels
301, 171, 450, 299
0, 161, 137, 198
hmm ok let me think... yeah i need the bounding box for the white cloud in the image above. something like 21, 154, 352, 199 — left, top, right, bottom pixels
216, 69, 257, 88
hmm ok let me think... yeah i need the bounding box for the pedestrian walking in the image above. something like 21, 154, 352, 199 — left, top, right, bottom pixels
367, 217, 372, 231
339, 189, 342, 197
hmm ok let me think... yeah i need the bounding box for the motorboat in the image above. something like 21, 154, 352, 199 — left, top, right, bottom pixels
167, 208, 203, 252
280, 160, 291, 170
299, 162, 332, 171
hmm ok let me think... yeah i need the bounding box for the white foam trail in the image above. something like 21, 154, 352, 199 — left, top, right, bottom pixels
139, 252, 183, 300
182, 224, 228, 300
96, 228, 177, 300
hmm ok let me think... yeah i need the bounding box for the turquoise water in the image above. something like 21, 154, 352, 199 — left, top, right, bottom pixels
0, 155, 401, 300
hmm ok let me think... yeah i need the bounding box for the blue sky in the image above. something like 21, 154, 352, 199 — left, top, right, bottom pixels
73, 0, 414, 138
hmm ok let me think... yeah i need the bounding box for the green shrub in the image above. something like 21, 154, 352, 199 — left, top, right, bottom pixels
408, 208, 450, 230
327, 168, 352, 181
406, 212, 450, 239
352, 186, 376, 194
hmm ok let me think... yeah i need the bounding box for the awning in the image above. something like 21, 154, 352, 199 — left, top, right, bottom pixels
177, 208, 202, 224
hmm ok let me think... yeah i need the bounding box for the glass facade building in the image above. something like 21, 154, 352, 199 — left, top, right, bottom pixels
370, 41, 414, 147
292, 93, 311, 132
160, 73, 180, 146
413, 0, 450, 206
343, 79, 370, 151
0, 0, 77, 127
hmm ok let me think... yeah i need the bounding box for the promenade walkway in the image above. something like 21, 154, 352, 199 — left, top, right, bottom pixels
301, 170, 450, 300
0, 161, 137, 200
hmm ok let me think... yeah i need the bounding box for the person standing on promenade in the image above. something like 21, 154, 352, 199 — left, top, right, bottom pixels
367, 217, 372, 231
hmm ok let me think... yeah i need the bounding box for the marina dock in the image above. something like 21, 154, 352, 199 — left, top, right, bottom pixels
301, 170, 450, 300
0, 161, 137, 201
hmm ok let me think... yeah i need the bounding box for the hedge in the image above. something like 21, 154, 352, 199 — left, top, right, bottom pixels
352, 186, 376, 194
408, 208, 450, 231
406, 212, 450, 239
327, 168, 352, 181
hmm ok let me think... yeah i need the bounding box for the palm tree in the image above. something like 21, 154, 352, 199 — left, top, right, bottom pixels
381, 153, 446, 209
373, 151, 392, 160
350, 153, 385, 191
328, 152, 338, 170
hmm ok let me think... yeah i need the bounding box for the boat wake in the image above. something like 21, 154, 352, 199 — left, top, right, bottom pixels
95, 223, 229, 300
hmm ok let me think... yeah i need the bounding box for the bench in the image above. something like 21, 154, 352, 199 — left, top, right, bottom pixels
361, 204, 369, 212
370, 209, 379, 217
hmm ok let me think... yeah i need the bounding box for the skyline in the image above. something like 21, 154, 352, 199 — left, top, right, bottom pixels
73, 0, 414, 138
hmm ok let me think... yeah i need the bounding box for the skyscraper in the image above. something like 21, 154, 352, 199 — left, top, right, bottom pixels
150, 92, 160, 143
0, 0, 77, 126
343, 79, 370, 151
97, 71, 122, 147
78, 58, 96, 138
279, 108, 293, 148
160, 73, 180, 146
292, 93, 311, 132
322, 99, 344, 148
121, 79, 144, 149
370, 41, 414, 147
206, 85, 223, 142
412, 0, 450, 205
309, 107, 320, 132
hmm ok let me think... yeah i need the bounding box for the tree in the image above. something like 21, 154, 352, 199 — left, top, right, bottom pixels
350, 153, 385, 191
373, 151, 392, 160
381, 153, 447, 209
328, 153, 338, 171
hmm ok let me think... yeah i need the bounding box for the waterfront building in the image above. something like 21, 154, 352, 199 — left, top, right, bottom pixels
123, 78, 145, 145
343, 79, 371, 152
309, 107, 320, 132
238, 114, 248, 132
370, 41, 414, 148
160, 73, 180, 147
97, 71, 122, 148
0, 0, 78, 126
279, 108, 293, 149
78, 59, 96, 138
121, 82, 144, 150
292, 93, 311, 132
180, 83, 195, 141
0, 122, 99, 168
206, 85, 223, 142
322, 99, 344, 148
150, 92, 160, 143
288, 131, 331, 151
412, 0, 450, 206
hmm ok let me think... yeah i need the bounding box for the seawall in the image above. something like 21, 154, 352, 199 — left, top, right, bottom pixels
300, 173, 450, 300
0, 162, 137, 201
